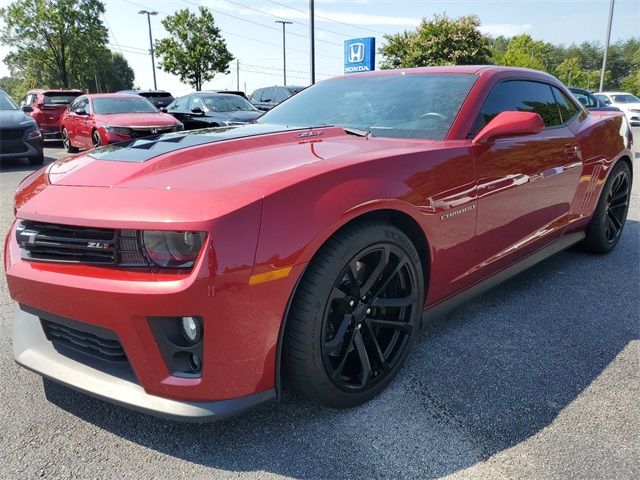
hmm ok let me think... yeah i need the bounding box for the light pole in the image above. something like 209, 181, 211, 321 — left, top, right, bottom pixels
599, 0, 615, 92
138, 10, 158, 90
275, 20, 292, 85
309, 0, 315, 84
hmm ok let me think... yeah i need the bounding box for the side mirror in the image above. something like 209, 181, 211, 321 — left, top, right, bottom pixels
472, 111, 544, 145
190, 107, 204, 115
21, 105, 34, 113
160, 107, 168, 113
74, 107, 88, 115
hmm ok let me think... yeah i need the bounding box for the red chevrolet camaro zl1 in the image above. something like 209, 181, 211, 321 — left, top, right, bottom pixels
5, 66, 633, 421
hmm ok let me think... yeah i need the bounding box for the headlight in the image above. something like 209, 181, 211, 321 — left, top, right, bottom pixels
105, 125, 133, 135
27, 128, 42, 139
142, 231, 206, 268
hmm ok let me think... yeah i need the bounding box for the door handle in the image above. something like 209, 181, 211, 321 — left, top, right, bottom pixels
564, 144, 579, 157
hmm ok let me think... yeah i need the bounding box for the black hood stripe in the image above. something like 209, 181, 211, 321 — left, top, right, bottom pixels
88, 124, 300, 163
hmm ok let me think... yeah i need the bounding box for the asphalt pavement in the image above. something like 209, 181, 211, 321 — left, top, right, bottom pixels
0, 138, 638, 479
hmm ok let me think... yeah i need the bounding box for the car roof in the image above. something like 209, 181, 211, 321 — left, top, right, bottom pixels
600, 91, 633, 95
83, 93, 143, 99
27, 89, 83, 94
330, 65, 559, 81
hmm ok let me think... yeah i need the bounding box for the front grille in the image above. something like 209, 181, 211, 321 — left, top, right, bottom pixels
41, 319, 128, 363
0, 127, 25, 140
0, 142, 28, 154
17, 221, 118, 265
129, 126, 176, 138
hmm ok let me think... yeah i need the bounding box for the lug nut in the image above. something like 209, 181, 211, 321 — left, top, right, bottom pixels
366, 308, 371, 315
349, 300, 355, 307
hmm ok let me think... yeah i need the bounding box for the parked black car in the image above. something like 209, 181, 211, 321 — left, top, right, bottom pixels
568, 87, 620, 112
249, 85, 305, 111
116, 90, 175, 109
207, 90, 248, 100
165, 92, 262, 130
0, 90, 44, 165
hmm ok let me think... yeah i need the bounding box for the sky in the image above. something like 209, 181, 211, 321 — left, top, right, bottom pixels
0, 0, 638, 97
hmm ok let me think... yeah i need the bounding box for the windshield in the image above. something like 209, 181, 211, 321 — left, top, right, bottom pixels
140, 91, 172, 99
0, 92, 18, 110
201, 95, 257, 112
92, 97, 158, 115
43, 92, 81, 105
612, 94, 640, 103
257, 73, 477, 140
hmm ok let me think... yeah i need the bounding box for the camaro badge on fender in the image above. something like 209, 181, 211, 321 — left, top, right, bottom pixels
440, 204, 476, 220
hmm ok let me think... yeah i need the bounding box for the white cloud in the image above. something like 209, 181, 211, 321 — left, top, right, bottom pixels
478, 23, 532, 38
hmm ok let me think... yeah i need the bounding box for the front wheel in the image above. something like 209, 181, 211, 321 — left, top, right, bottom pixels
285, 221, 424, 409
583, 161, 632, 253
92, 130, 102, 148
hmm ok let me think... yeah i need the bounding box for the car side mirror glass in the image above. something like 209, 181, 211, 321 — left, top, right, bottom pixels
74, 107, 88, 115
21, 105, 34, 113
472, 111, 544, 145
191, 107, 204, 114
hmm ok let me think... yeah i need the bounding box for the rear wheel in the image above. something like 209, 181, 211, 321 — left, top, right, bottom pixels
584, 161, 632, 253
28, 149, 44, 165
285, 221, 424, 409
62, 128, 78, 153
92, 130, 102, 148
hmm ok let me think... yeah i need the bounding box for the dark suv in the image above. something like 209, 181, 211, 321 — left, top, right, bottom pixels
0, 90, 44, 165
249, 85, 305, 111
117, 90, 175, 109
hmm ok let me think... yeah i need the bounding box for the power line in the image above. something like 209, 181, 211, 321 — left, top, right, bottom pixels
180, 0, 343, 47
264, 0, 388, 36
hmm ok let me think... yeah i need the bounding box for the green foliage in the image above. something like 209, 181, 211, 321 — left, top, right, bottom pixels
379, 14, 491, 69
496, 34, 553, 70
0, 0, 109, 89
155, 6, 233, 91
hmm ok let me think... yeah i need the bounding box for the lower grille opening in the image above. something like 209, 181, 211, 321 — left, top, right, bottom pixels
41, 319, 128, 364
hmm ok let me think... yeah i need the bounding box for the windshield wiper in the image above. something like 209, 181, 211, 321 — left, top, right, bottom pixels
342, 126, 374, 138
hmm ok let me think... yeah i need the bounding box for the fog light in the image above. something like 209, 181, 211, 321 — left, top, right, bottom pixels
190, 353, 202, 372
181, 316, 200, 343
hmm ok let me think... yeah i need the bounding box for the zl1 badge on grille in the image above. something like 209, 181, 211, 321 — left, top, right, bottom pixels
87, 242, 111, 249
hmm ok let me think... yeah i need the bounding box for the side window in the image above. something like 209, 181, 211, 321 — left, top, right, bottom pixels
261, 88, 276, 102
473, 80, 562, 134
594, 94, 611, 105
171, 95, 187, 110
20, 95, 28, 107
250, 89, 262, 102
552, 87, 580, 124
571, 91, 597, 109
189, 96, 203, 111
274, 88, 289, 103
69, 97, 84, 111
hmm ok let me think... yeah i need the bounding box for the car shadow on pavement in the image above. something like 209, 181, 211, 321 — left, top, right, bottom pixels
0, 150, 58, 173
43, 220, 639, 479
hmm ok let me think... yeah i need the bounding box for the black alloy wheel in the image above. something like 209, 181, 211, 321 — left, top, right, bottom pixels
604, 169, 630, 244
285, 221, 424, 409
322, 244, 418, 392
92, 131, 102, 148
584, 161, 632, 253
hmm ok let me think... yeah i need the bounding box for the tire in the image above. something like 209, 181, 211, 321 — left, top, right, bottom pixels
92, 130, 102, 148
285, 220, 424, 409
583, 161, 632, 253
28, 150, 44, 166
62, 128, 78, 153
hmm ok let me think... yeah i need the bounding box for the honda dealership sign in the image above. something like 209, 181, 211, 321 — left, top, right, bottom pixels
344, 37, 375, 74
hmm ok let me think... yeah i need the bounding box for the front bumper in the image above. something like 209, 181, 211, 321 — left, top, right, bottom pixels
0, 138, 43, 160
14, 307, 275, 421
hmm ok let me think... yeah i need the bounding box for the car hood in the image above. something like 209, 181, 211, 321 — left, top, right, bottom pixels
46, 124, 434, 192
95, 112, 178, 127
0, 109, 33, 127
207, 110, 262, 122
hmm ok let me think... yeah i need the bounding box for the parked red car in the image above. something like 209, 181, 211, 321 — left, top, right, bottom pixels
20, 89, 82, 139
60, 93, 183, 152
5, 67, 633, 421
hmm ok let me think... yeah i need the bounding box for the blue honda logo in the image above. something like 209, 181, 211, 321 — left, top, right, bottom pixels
344, 37, 375, 74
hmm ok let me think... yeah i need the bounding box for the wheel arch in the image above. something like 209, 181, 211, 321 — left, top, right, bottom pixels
274, 207, 431, 398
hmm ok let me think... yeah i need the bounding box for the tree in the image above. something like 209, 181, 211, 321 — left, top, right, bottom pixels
155, 7, 233, 91
496, 34, 554, 71
0, 0, 109, 88
379, 14, 491, 69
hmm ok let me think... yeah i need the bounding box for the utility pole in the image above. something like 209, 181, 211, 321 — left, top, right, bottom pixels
138, 10, 158, 90
599, 0, 615, 92
236, 59, 240, 91
275, 20, 293, 85
309, 0, 315, 84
